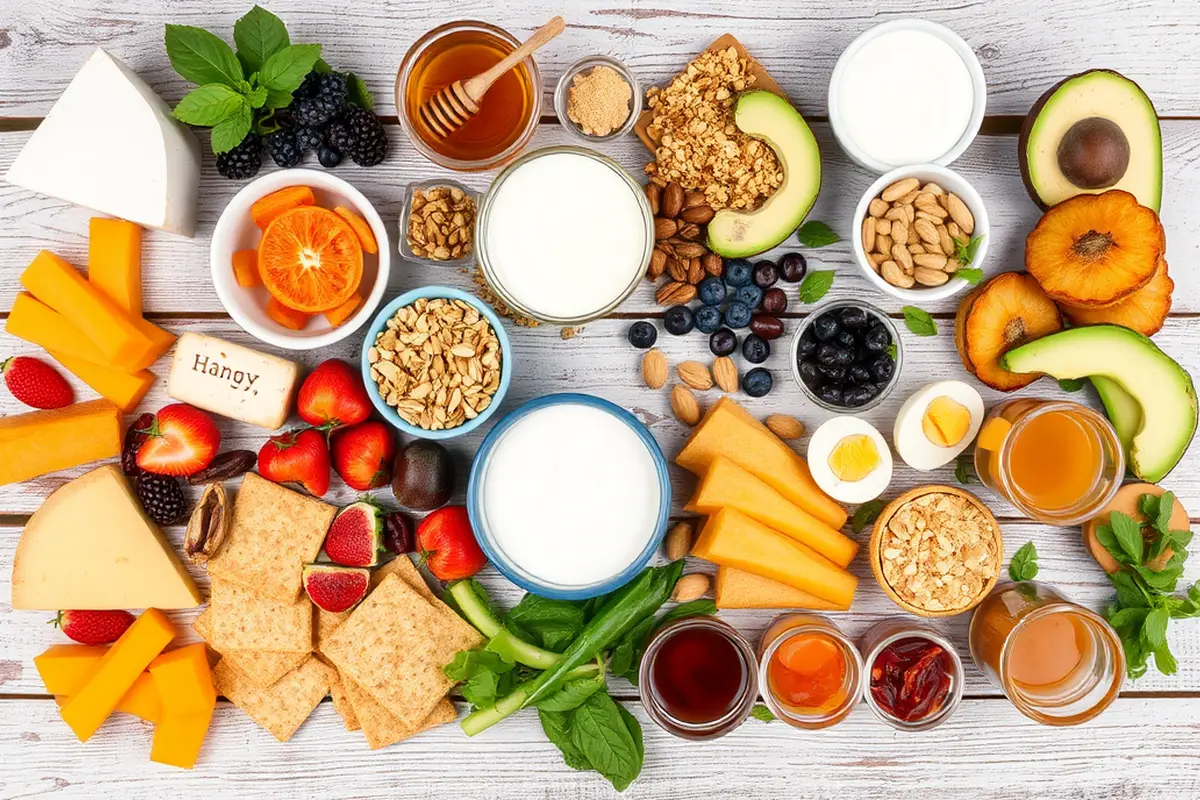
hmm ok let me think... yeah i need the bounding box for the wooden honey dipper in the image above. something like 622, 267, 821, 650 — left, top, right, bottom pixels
417, 16, 565, 138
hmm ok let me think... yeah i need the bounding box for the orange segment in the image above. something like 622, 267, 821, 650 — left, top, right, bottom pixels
266, 297, 312, 331
231, 249, 261, 288
323, 292, 364, 327
334, 207, 378, 254
258, 206, 363, 313
251, 186, 315, 230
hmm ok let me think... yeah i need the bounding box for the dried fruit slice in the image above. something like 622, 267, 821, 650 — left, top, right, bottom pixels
231, 248, 260, 288
266, 296, 311, 330
1025, 189, 1164, 307
955, 272, 1063, 392
1060, 256, 1173, 337
322, 292, 363, 327
323, 501, 384, 567
333, 207, 378, 254
302, 564, 370, 613
259, 206, 363, 313
251, 185, 315, 230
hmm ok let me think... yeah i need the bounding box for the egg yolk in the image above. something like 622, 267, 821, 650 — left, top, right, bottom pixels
827, 434, 880, 482
921, 396, 971, 447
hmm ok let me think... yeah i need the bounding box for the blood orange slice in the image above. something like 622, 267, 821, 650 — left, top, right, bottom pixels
258, 206, 363, 313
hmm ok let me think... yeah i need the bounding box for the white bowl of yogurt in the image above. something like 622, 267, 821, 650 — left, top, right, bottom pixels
467, 394, 671, 599
475, 147, 654, 326
828, 19, 987, 173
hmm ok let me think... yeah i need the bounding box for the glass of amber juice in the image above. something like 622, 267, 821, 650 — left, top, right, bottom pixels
973, 399, 1122, 525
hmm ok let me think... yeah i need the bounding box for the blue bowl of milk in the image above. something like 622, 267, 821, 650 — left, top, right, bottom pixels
467, 394, 671, 600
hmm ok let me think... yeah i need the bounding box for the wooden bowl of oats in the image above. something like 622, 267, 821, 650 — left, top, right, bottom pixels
870, 485, 1002, 618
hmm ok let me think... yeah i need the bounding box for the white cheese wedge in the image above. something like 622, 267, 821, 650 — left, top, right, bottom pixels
168, 332, 301, 429
5, 48, 200, 236
12, 465, 202, 610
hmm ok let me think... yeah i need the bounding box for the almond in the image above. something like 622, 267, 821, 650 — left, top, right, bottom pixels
882, 260, 914, 288
642, 349, 668, 389
712, 356, 738, 393
914, 252, 949, 270
765, 414, 805, 440
702, 252, 724, 276
648, 247, 667, 278
687, 257, 705, 285
939, 225, 955, 257
665, 520, 695, 560
654, 217, 678, 240
868, 197, 889, 218
922, 182, 946, 196
881, 177, 919, 202
644, 182, 661, 216
684, 191, 707, 209
662, 182, 685, 219
876, 232, 893, 256
946, 193, 975, 234
914, 218, 940, 246
876, 218, 891, 236
891, 242, 913, 272
670, 385, 701, 426
656, 281, 696, 306
909, 243, 926, 255
677, 360, 713, 391
861, 217, 876, 252
672, 572, 711, 602
914, 266, 949, 286
890, 220, 908, 247
675, 242, 706, 259
679, 205, 715, 224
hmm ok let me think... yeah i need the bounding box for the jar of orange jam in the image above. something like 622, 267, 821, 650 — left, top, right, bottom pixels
973, 399, 1123, 525
757, 614, 862, 729
969, 582, 1125, 726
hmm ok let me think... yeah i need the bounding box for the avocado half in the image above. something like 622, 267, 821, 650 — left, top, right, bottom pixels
1018, 69, 1162, 211
707, 91, 821, 259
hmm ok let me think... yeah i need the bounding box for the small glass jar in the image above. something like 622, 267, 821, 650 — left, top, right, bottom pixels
973, 399, 1123, 525
969, 582, 1125, 726
859, 618, 964, 731
790, 299, 903, 414
757, 614, 862, 730
638, 617, 758, 740
398, 179, 483, 269
553, 55, 642, 143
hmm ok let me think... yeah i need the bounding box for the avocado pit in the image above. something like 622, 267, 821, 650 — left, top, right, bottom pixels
1057, 117, 1130, 190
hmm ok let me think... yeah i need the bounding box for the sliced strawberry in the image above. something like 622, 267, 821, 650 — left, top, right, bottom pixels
258, 428, 331, 496
297, 359, 372, 430
136, 404, 221, 476
54, 609, 136, 645
331, 420, 395, 491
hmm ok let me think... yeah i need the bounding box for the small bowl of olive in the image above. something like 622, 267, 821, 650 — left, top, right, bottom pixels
791, 299, 902, 412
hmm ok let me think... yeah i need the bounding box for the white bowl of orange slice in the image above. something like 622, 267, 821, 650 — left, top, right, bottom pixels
211, 169, 390, 350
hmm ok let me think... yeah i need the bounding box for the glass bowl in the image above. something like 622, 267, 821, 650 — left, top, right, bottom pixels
398, 179, 484, 269
553, 55, 642, 143
859, 618, 965, 731
790, 299, 903, 413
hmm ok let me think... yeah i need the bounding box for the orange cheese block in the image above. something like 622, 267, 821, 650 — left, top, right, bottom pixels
60, 609, 175, 742
150, 643, 216, 717
715, 567, 849, 611
151, 704, 215, 770
36, 647, 164, 723
0, 399, 121, 485
677, 398, 847, 530
48, 350, 155, 412
692, 508, 858, 608
88, 217, 143, 316
686, 456, 859, 568
7, 293, 170, 373
20, 250, 157, 367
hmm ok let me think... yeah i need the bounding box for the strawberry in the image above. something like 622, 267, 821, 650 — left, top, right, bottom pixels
297, 359, 371, 430
121, 412, 155, 476
331, 421, 395, 490
416, 505, 487, 581
2, 356, 73, 409
136, 404, 221, 477
258, 428, 331, 496
53, 609, 135, 645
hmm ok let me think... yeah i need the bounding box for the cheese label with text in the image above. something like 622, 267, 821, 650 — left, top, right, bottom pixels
168, 332, 300, 429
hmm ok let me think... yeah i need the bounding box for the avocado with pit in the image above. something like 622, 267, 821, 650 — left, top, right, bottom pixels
707, 90, 821, 258
1019, 69, 1162, 211
1002, 325, 1195, 483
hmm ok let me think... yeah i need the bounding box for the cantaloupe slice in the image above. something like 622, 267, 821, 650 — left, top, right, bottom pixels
266, 297, 312, 331
1083, 483, 1186, 573
231, 249, 261, 288
334, 207, 378, 254
685, 456, 858, 568
715, 567, 848, 610
251, 186, 315, 231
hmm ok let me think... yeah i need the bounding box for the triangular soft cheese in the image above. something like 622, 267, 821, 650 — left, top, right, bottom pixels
12, 464, 202, 610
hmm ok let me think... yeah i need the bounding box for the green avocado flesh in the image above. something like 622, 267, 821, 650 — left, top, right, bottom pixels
1002, 325, 1196, 483
1021, 69, 1162, 211
707, 91, 821, 258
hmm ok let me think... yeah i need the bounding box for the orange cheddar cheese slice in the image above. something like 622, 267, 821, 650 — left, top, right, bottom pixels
20, 250, 156, 367
151, 704, 214, 770
88, 218, 143, 316
150, 643, 216, 717
48, 350, 155, 412
34, 646, 163, 723
0, 399, 121, 485
60, 609, 175, 742
715, 567, 849, 611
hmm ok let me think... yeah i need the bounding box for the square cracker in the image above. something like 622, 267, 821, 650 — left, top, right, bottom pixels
209, 578, 312, 653
327, 669, 360, 732
315, 556, 436, 654
206, 473, 335, 601
214, 656, 333, 742
194, 609, 309, 688
321, 574, 483, 727
341, 675, 457, 749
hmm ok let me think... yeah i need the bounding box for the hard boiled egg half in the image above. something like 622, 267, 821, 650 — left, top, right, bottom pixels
893, 381, 984, 471
808, 417, 893, 504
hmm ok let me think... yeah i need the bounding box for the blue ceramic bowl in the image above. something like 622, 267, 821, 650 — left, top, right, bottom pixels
467, 394, 672, 600
360, 286, 512, 440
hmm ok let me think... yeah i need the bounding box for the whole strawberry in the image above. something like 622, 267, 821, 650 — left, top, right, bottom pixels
417, 505, 486, 581
297, 359, 371, 430
331, 420, 395, 490
54, 609, 135, 645
2, 356, 73, 409
258, 428, 331, 496
137, 404, 221, 477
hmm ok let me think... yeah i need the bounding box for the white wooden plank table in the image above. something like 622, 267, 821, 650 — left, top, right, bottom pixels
2, 2, 1199, 798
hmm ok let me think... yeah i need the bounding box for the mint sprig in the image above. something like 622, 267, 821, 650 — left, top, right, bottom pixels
796, 220, 841, 248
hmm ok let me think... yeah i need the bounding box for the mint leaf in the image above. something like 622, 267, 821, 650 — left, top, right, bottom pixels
1155, 491, 1177, 537
264, 89, 294, 109
1110, 570, 1150, 609
234, 5, 290, 74
1111, 511, 1145, 565
851, 499, 885, 534
347, 72, 375, 110
751, 703, 776, 722
1095, 523, 1130, 566
1009, 541, 1039, 581
1153, 643, 1178, 675
1143, 607, 1169, 650
539, 709, 591, 772
172, 83, 246, 126
902, 306, 938, 337
886, 342, 897, 360
1058, 377, 1087, 392
570, 693, 642, 792
953, 234, 985, 267
956, 267, 985, 285
313, 57, 333, 74
954, 454, 974, 485
209, 99, 252, 154
165, 24, 245, 88
246, 85, 269, 109
798, 270, 835, 303
796, 220, 840, 248
259, 43, 322, 93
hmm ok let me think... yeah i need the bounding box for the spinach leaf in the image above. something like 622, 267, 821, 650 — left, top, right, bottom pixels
570, 693, 642, 792
658, 599, 717, 627
851, 499, 885, 534
614, 704, 645, 792
538, 709, 591, 772
535, 669, 606, 713
506, 594, 587, 651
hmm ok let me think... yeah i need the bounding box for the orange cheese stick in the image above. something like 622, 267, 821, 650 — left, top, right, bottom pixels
88, 218, 143, 316
715, 567, 849, 611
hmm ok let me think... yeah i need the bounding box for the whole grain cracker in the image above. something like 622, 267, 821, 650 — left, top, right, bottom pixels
194, 608, 309, 688
315, 556, 436, 654
342, 677, 457, 750
214, 656, 333, 742
327, 669, 361, 732
208, 577, 313, 653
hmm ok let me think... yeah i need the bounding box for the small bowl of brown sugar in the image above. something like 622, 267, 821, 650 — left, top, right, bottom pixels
554, 55, 641, 142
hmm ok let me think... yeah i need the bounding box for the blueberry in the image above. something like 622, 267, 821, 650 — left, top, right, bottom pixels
697, 277, 727, 307
843, 386, 874, 407
864, 323, 891, 353
664, 305, 695, 336
796, 329, 818, 358
709, 328, 738, 357
694, 305, 722, 334
798, 359, 820, 388
723, 301, 752, 329
627, 321, 657, 349
818, 363, 847, 383
869, 356, 895, 384
848, 364, 873, 386
812, 313, 841, 342
752, 261, 779, 288
742, 334, 770, 364
778, 252, 808, 282
743, 368, 773, 397
838, 306, 869, 330
817, 384, 844, 405
724, 259, 753, 287
735, 284, 764, 310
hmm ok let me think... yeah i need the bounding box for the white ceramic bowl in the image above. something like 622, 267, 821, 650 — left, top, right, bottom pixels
828, 19, 987, 174
852, 163, 990, 304
211, 169, 391, 350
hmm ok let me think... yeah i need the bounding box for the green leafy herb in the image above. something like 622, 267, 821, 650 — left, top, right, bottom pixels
901, 306, 938, 337
569, 692, 644, 792
610, 598, 717, 684
851, 499, 885, 534
886, 342, 897, 360
1110, 511, 1145, 565
539, 709, 592, 771
232, 5, 290, 73
172, 84, 248, 126
750, 704, 776, 722
798, 270, 835, 303
658, 599, 717, 627
1008, 541, 1039, 581
796, 220, 841, 248
535, 665, 607, 712
1058, 377, 1087, 392
210, 100, 252, 154
506, 594, 588, 652
165, 25, 245, 88
954, 454, 974, 485
955, 268, 985, 285
259, 43, 322, 92
347, 72, 374, 111
953, 234, 985, 267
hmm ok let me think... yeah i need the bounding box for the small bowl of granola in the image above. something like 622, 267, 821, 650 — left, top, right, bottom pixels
360, 287, 511, 440
399, 179, 482, 268
553, 55, 641, 142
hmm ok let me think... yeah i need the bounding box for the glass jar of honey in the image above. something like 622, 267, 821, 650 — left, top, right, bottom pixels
969, 582, 1125, 726
859, 618, 963, 731
973, 399, 1123, 525
757, 614, 862, 730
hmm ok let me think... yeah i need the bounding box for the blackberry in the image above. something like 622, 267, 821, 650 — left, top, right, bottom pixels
317, 145, 343, 168
267, 129, 303, 168
293, 126, 323, 153
330, 106, 388, 167
215, 135, 263, 180
292, 73, 348, 128
296, 70, 323, 100
134, 473, 187, 525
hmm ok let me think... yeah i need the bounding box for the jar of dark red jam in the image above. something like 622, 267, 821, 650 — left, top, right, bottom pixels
859, 618, 964, 731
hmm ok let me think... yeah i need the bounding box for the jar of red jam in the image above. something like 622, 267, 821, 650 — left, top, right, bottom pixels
859, 618, 963, 731
757, 614, 863, 730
